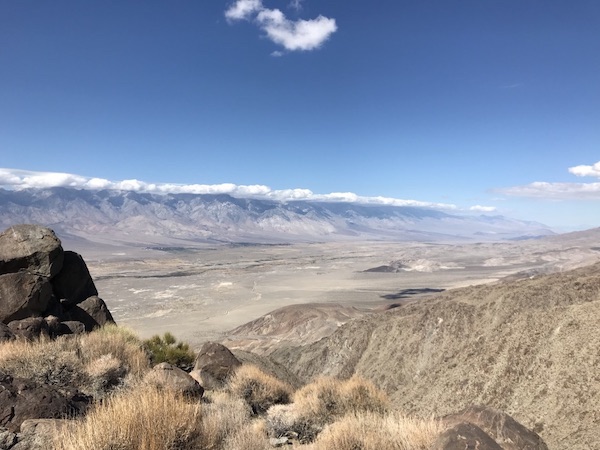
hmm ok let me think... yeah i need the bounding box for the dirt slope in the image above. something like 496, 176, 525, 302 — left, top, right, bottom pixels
270, 262, 600, 449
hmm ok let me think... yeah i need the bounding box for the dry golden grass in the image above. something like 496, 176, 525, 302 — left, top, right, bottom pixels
313, 411, 443, 450
267, 376, 390, 443
54, 385, 202, 450
0, 324, 149, 398
228, 364, 294, 414
293, 375, 388, 424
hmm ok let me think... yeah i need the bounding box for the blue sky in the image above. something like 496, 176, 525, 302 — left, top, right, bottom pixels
1, 0, 599, 230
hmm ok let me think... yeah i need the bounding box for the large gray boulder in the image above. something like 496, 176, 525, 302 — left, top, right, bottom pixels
12, 419, 69, 450
0, 225, 63, 278
192, 342, 241, 390
0, 272, 52, 324
66, 296, 115, 331
144, 362, 204, 398
51, 251, 97, 306
441, 405, 549, 450
431, 422, 503, 450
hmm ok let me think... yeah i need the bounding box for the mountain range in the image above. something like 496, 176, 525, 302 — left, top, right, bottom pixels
0, 187, 553, 245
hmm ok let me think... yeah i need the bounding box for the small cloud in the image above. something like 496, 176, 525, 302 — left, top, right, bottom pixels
470, 205, 497, 212
271, 50, 284, 57
568, 161, 600, 178
289, 0, 303, 11
225, 0, 262, 21
0, 168, 457, 210
225, 0, 337, 52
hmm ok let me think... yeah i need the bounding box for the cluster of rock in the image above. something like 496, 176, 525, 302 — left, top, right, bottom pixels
0, 225, 114, 340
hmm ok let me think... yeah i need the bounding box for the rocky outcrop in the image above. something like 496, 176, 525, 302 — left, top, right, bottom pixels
191, 342, 241, 390
0, 224, 115, 339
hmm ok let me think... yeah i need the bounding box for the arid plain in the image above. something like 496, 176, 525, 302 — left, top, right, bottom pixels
65, 231, 600, 348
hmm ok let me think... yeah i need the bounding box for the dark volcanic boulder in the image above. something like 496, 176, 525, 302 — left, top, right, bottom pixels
51, 251, 98, 306
192, 342, 241, 390
144, 362, 204, 398
442, 405, 549, 450
0, 272, 52, 324
0, 323, 15, 342
0, 225, 63, 278
8, 317, 49, 341
59, 320, 86, 335
0, 372, 89, 433
431, 422, 503, 450
65, 296, 115, 331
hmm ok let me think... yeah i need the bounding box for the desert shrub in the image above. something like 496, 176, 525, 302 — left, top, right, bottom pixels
228, 364, 294, 415
293, 376, 388, 425
313, 411, 443, 450
200, 391, 266, 450
143, 332, 195, 370
79, 324, 149, 379
54, 385, 203, 450
266, 376, 389, 443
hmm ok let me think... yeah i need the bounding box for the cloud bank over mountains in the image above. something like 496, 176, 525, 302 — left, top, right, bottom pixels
0, 168, 461, 210
499, 160, 600, 200
225, 0, 337, 53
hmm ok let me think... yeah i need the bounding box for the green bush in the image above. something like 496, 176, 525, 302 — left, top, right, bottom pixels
143, 332, 195, 370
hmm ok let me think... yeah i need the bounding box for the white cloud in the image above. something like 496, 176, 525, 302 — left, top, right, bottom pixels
568, 161, 600, 178
470, 205, 497, 212
225, 0, 337, 52
499, 160, 600, 200
0, 168, 457, 210
498, 181, 600, 200
225, 0, 262, 21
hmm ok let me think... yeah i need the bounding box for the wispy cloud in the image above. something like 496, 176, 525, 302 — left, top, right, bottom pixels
225, 0, 337, 52
0, 168, 457, 210
497, 160, 600, 200
470, 205, 497, 212
289, 0, 303, 11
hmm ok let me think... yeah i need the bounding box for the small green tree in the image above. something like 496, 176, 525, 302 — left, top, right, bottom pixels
143, 332, 195, 371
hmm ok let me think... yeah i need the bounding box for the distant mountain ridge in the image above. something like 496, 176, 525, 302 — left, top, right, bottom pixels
0, 187, 553, 245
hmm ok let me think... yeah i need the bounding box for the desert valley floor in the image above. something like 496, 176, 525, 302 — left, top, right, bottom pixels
66, 234, 599, 347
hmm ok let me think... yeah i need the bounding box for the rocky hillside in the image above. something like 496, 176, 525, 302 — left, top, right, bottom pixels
0, 187, 553, 244
270, 262, 600, 449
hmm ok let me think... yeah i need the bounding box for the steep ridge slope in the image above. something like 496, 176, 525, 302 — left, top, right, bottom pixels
270, 262, 600, 449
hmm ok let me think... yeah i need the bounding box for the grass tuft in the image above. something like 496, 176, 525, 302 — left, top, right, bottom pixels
228, 365, 294, 415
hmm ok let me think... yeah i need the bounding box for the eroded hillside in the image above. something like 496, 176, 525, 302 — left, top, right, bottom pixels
270, 262, 600, 449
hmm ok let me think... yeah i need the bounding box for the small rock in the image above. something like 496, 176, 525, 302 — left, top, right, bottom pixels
269, 437, 289, 447
0, 272, 52, 324
65, 296, 115, 331
8, 318, 49, 341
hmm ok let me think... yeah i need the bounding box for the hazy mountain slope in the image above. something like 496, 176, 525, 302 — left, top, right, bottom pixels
0, 187, 553, 244
269, 262, 600, 449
